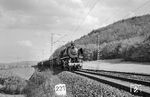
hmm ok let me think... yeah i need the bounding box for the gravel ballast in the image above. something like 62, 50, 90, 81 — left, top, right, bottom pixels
57, 71, 140, 97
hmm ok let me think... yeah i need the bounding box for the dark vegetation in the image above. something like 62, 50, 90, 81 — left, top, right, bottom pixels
52, 14, 150, 62
0, 74, 27, 94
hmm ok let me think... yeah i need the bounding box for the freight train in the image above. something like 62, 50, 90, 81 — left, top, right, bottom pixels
37, 42, 84, 71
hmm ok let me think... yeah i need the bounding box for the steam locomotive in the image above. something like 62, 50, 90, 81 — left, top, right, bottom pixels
37, 42, 83, 71
59, 42, 83, 70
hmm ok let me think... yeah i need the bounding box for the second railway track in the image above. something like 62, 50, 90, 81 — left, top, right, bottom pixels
73, 69, 150, 97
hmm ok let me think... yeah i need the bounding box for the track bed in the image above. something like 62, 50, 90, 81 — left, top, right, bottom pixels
73, 69, 150, 96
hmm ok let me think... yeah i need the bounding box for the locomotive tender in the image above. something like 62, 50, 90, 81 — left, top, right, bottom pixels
37, 42, 83, 71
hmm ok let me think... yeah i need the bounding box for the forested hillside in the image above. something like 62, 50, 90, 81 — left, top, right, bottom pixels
52, 14, 150, 62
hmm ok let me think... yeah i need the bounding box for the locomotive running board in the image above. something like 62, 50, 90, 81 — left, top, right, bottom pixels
69, 63, 82, 66
60, 57, 70, 60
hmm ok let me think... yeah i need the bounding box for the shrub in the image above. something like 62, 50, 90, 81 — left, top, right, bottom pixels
2, 76, 27, 94
99, 41, 121, 59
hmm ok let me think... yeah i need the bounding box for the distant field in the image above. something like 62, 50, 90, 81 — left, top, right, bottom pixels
0, 67, 34, 80
0, 69, 15, 79
0, 61, 37, 70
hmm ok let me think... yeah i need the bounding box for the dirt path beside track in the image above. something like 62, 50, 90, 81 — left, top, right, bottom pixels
83, 59, 150, 74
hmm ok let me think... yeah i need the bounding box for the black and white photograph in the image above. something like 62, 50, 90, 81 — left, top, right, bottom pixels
0, 0, 150, 97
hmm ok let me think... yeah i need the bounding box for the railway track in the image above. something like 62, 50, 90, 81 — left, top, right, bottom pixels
73, 69, 150, 97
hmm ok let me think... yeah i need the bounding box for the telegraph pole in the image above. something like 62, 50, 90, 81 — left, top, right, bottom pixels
97, 35, 100, 60
51, 33, 54, 54
50, 33, 67, 70
51, 33, 54, 70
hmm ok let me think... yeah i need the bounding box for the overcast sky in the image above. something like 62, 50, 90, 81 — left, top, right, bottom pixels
0, 0, 150, 63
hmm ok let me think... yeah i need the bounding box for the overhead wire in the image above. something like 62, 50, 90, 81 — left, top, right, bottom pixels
123, 0, 150, 19
73, 0, 100, 34
100, 0, 150, 28
54, 0, 100, 43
